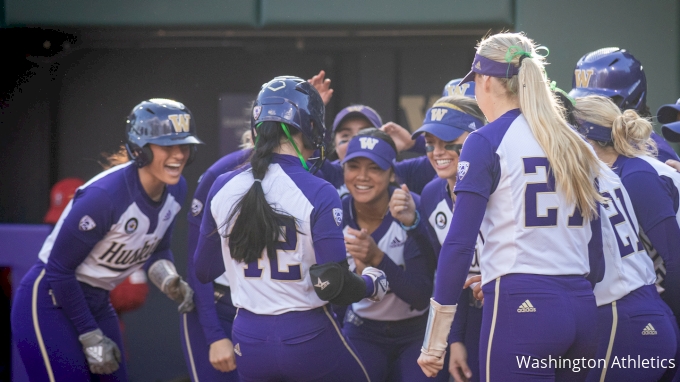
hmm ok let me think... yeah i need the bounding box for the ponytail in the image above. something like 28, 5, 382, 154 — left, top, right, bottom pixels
574, 95, 657, 158
477, 32, 605, 219
99, 145, 130, 170
223, 121, 299, 264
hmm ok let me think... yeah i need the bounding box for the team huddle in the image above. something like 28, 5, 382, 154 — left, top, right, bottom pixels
10, 31, 680, 382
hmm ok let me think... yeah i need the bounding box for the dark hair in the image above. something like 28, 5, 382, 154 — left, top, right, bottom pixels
223, 121, 304, 264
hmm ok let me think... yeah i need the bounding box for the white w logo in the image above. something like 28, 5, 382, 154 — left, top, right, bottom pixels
168, 114, 191, 133
574, 69, 594, 88
359, 137, 379, 150
446, 83, 470, 97
430, 108, 449, 121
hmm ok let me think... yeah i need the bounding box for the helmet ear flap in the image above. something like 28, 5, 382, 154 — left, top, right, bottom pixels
186, 145, 197, 166
125, 143, 153, 167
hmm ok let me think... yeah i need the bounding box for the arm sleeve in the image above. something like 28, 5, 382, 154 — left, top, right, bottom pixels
188, 219, 227, 344
433, 191, 488, 305
311, 183, 347, 265
44, 187, 113, 335
319, 160, 345, 189
187, 170, 227, 344
622, 171, 680, 316
448, 289, 470, 344
394, 156, 437, 195
645, 217, 680, 318
195, 182, 227, 284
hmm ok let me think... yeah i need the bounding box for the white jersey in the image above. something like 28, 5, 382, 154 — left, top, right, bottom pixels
38, 162, 185, 290
455, 110, 594, 286
593, 167, 656, 306
204, 155, 345, 315
420, 177, 483, 276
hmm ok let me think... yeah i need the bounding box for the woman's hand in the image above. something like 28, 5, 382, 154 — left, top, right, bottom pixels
381, 122, 415, 152
449, 342, 473, 382
464, 275, 483, 302
390, 184, 417, 227
209, 338, 237, 372
417, 352, 445, 378
308, 70, 333, 105
345, 227, 384, 267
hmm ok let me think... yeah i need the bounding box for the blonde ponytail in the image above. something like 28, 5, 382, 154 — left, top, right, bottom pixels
477, 32, 604, 218
574, 95, 657, 158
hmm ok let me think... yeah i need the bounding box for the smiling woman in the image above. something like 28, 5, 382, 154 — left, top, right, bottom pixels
10, 98, 202, 382
340, 128, 443, 382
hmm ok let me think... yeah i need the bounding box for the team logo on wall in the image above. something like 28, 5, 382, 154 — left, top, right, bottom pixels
79, 215, 96, 231
191, 198, 204, 217
458, 161, 470, 181
435, 212, 447, 229
125, 218, 138, 234
333, 208, 343, 226
252, 106, 262, 120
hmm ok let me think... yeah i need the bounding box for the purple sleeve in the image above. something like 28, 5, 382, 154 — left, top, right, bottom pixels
406, 135, 426, 155
188, 219, 226, 344
433, 191, 487, 305
587, 213, 604, 287
448, 290, 470, 344
319, 160, 344, 189
311, 183, 346, 264
394, 156, 436, 195
622, 171, 677, 233
645, 217, 680, 317
185, 170, 226, 343
453, 133, 500, 199
195, 183, 227, 284
44, 187, 113, 335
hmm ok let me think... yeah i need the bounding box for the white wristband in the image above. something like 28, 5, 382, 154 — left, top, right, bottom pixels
421, 298, 456, 359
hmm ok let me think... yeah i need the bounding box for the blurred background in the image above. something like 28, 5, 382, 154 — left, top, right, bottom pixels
1, 0, 678, 380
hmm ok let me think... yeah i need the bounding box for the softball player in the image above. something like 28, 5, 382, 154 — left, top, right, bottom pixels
412, 95, 485, 382
338, 128, 441, 381
658, 98, 680, 143
11, 99, 201, 381
573, 95, 680, 382
568, 47, 680, 163
194, 76, 387, 381
418, 32, 606, 382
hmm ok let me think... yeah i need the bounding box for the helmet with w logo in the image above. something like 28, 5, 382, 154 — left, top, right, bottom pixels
125, 98, 203, 167
568, 48, 647, 114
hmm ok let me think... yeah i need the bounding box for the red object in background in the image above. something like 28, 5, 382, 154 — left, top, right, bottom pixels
43, 177, 85, 224
110, 270, 149, 315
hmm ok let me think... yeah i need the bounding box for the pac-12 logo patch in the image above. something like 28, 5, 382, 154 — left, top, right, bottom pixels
333, 208, 343, 226
252, 106, 262, 120
79, 215, 96, 231
125, 218, 138, 234
191, 198, 204, 217
435, 212, 447, 229
458, 161, 470, 181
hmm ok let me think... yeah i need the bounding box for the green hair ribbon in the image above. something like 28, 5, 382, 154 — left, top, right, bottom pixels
279, 123, 309, 171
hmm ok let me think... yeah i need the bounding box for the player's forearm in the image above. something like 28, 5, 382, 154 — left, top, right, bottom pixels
433, 191, 486, 305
